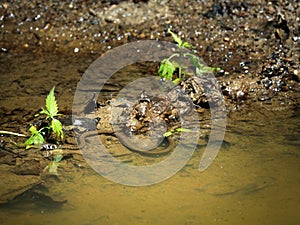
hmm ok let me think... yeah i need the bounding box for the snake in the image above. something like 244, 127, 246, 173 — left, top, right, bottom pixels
60, 129, 176, 155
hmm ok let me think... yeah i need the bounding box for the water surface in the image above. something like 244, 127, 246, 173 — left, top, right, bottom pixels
0, 53, 299, 225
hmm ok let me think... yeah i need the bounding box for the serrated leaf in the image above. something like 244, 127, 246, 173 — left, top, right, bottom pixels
158, 62, 166, 76
51, 118, 64, 140
46, 86, 58, 118
165, 61, 176, 80
158, 60, 176, 80
167, 28, 182, 47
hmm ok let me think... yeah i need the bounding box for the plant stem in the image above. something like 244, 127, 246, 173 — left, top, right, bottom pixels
167, 53, 180, 61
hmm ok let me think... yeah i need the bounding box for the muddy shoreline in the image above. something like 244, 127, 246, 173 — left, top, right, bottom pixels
1, 0, 299, 112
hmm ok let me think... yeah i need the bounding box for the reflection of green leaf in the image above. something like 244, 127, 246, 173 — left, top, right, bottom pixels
45, 150, 63, 175
46, 161, 60, 175
53, 151, 63, 162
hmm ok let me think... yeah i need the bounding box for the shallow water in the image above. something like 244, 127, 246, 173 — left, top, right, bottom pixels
0, 53, 299, 225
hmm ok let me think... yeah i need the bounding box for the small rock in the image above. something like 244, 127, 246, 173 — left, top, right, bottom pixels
293, 70, 300, 81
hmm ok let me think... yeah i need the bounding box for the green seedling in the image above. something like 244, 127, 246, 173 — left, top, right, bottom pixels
158, 29, 221, 83
24, 86, 64, 149
167, 28, 192, 49
37, 86, 64, 141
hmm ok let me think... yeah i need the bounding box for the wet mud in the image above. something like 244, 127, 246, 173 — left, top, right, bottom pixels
0, 1, 299, 225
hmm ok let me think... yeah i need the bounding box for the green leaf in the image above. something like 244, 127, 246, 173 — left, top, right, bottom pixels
158, 62, 166, 76
29, 125, 38, 133
164, 130, 174, 137
40, 107, 50, 118
182, 42, 192, 49
47, 86, 59, 117
158, 59, 176, 80
176, 128, 192, 133
51, 118, 64, 140
164, 128, 192, 138
173, 78, 182, 84
40, 86, 59, 118
24, 126, 44, 149
167, 28, 182, 47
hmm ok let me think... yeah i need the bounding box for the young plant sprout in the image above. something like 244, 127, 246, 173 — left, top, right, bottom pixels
24, 86, 64, 149
158, 28, 220, 83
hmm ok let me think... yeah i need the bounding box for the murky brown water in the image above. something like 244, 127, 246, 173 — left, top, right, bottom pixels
0, 53, 299, 225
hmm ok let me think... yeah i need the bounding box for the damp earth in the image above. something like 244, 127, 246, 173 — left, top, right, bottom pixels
0, 1, 299, 225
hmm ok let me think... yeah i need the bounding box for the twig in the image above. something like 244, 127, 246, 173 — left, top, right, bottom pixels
0, 130, 26, 137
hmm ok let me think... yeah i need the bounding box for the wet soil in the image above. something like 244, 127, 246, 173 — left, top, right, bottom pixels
0, 0, 299, 224
1, 0, 299, 110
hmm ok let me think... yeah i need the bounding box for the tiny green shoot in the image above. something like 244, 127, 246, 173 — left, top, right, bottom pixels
167, 28, 192, 49
38, 86, 64, 141
158, 29, 221, 83
24, 86, 64, 149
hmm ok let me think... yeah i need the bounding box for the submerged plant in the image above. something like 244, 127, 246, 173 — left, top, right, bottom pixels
24, 86, 64, 149
158, 28, 220, 83
164, 127, 192, 137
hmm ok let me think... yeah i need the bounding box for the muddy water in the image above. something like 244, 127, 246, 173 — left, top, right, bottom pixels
0, 53, 299, 225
